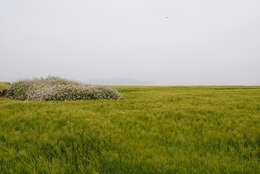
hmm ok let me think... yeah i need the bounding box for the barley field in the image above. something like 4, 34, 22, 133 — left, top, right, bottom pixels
0, 83, 260, 174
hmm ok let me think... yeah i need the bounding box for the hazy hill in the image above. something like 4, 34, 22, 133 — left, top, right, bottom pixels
86, 78, 155, 86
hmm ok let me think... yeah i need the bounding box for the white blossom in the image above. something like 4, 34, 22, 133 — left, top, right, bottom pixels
7, 77, 121, 101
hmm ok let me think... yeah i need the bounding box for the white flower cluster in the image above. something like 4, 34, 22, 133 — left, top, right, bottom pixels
7, 77, 121, 101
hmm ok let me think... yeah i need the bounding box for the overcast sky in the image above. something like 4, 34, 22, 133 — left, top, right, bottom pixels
0, 0, 259, 85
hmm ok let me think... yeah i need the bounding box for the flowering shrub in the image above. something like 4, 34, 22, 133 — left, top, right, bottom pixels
7, 77, 121, 101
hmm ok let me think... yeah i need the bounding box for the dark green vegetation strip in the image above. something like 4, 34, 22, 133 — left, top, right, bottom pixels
0, 86, 260, 173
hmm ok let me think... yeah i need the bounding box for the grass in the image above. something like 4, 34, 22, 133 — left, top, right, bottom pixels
0, 83, 260, 173
0, 82, 10, 90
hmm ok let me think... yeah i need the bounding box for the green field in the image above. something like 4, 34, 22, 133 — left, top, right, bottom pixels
0, 82, 10, 90
0, 83, 260, 174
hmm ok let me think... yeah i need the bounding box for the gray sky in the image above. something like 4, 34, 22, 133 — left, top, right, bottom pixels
0, 0, 259, 85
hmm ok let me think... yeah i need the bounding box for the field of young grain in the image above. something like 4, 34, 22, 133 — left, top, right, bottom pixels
0, 83, 260, 174
0, 82, 10, 91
